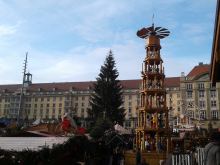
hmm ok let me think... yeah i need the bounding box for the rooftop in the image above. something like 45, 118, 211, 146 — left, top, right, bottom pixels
0, 78, 181, 93
187, 63, 210, 79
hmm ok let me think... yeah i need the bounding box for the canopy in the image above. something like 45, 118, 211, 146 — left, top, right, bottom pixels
32, 119, 41, 125
114, 124, 131, 135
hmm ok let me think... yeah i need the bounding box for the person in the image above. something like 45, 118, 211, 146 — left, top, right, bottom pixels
136, 148, 141, 165
76, 122, 86, 135
61, 113, 71, 136
204, 131, 220, 165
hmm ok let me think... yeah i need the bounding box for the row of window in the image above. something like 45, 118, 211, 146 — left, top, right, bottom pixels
186, 83, 209, 90
4, 107, 86, 117
187, 90, 216, 98
0, 96, 90, 103
188, 110, 219, 120
187, 100, 217, 108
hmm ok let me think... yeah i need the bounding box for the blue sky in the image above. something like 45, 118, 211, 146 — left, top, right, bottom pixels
0, 0, 217, 84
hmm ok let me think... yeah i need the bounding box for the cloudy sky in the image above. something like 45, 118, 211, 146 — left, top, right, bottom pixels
0, 0, 217, 84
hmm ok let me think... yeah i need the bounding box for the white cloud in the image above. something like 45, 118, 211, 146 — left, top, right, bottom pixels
0, 25, 17, 37
0, 0, 216, 84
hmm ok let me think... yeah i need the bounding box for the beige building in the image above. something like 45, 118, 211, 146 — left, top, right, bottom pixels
178, 63, 220, 128
0, 63, 219, 129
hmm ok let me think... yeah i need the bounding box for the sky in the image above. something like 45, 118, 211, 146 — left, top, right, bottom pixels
0, 0, 217, 84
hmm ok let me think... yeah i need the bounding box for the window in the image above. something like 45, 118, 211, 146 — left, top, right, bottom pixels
199, 111, 206, 120
52, 108, 55, 114
65, 102, 69, 106
53, 97, 56, 102
53, 103, 56, 107
210, 90, 216, 98
47, 97, 50, 101
35, 98, 38, 102
188, 111, 194, 118
41, 97, 44, 102
128, 107, 132, 113
46, 109, 49, 114
81, 108, 84, 117
187, 91, 192, 98
47, 103, 49, 107
211, 100, 216, 107
66, 96, 70, 101
199, 101, 205, 108
186, 83, 192, 90
169, 94, 172, 98
75, 97, 78, 101
198, 83, 204, 89
129, 95, 132, 100
82, 96, 85, 100
211, 111, 218, 120
129, 102, 132, 106
59, 97, 62, 101
41, 104, 43, 108
198, 91, 204, 98
82, 103, 84, 107
75, 103, 78, 107
59, 103, 62, 107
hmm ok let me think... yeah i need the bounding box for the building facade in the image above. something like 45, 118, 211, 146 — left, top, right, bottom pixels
0, 63, 219, 129
178, 63, 220, 128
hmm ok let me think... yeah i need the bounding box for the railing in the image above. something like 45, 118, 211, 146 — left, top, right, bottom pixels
196, 147, 205, 165
171, 147, 205, 165
172, 153, 193, 165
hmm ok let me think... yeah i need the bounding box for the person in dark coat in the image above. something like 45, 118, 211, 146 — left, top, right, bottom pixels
204, 132, 220, 165
136, 148, 141, 165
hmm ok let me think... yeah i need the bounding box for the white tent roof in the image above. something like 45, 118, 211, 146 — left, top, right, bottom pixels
114, 124, 131, 134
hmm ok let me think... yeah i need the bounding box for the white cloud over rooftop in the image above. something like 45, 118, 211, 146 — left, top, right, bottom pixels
0, 0, 217, 84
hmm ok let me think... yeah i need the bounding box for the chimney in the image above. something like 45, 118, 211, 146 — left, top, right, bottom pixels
180, 72, 185, 81
181, 72, 185, 77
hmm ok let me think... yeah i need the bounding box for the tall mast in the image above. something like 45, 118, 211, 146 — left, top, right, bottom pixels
17, 52, 28, 125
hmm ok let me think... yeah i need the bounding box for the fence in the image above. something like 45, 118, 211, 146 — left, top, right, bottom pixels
171, 147, 205, 165
172, 153, 193, 165
196, 147, 205, 165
